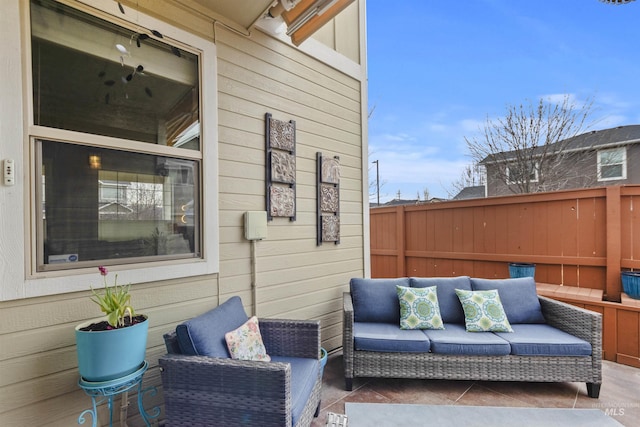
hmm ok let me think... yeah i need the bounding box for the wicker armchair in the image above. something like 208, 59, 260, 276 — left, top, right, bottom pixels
160, 302, 322, 427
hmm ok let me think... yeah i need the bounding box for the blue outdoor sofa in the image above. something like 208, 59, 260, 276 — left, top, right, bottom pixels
343, 276, 602, 398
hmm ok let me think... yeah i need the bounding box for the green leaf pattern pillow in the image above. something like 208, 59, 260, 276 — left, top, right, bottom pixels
455, 289, 513, 332
396, 285, 444, 330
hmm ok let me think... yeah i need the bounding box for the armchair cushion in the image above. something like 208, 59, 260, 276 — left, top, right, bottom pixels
176, 296, 249, 357
271, 356, 320, 427
471, 277, 546, 324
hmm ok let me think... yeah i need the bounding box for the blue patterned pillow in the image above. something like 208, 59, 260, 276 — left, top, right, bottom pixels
455, 289, 513, 332
397, 285, 444, 330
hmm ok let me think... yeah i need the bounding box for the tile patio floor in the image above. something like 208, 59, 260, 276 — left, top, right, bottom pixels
312, 351, 640, 427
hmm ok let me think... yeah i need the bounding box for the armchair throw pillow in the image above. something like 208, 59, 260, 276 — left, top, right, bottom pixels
225, 316, 271, 361
397, 285, 444, 330
455, 289, 513, 332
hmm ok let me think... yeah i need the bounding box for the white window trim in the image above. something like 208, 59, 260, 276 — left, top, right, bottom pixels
0, 0, 218, 301
597, 147, 627, 182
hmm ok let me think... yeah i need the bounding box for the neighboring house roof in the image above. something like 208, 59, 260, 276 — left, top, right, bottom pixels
99, 202, 134, 213
453, 185, 486, 200
383, 198, 421, 206
480, 124, 640, 164
372, 198, 447, 207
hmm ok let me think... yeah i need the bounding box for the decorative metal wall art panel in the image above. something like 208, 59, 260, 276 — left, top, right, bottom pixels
266, 113, 296, 221
321, 157, 340, 184
320, 184, 339, 212
268, 117, 295, 151
317, 152, 340, 245
321, 215, 340, 242
269, 186, 295, 218
271, 151, 296, 184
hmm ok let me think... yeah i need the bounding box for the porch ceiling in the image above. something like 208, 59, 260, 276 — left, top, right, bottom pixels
181, 0, 275, 31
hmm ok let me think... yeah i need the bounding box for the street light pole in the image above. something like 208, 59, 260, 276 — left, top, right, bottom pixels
372, 160, 380, 206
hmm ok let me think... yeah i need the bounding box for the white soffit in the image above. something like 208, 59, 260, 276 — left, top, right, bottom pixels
182, 0, 275, 31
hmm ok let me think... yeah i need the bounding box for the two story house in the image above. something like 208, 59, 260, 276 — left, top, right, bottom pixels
481, 125, 640, 197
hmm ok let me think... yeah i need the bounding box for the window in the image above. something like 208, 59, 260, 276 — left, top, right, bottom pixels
507, 163, 538, 184
30, 0, 203, 272
598, 147, 626, 181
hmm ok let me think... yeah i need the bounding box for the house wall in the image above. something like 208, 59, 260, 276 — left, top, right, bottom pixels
0, 1, 367, 425
486, 143, 640, 197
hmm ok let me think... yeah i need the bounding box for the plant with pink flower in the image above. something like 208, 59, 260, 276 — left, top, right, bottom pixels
90, 266, 135, 328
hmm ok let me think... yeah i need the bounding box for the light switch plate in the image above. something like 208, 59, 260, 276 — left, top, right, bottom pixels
4, 159, 15, 186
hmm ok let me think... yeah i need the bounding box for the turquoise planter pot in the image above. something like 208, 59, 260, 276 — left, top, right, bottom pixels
320, 347, 328, 377
621, 271, 640, 299
509, 263, 536, 279
75, 315, 148, 382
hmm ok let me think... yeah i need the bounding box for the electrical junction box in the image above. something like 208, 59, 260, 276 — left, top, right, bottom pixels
244, 211, 267, 240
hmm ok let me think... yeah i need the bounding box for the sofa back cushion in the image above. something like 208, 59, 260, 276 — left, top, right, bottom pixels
350, 278, 409, 323
176, 296, 249, 357
410, 276, 471, 324
470, 277, 546, 324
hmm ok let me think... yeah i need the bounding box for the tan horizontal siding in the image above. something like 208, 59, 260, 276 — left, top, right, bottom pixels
0, 1, 364, 424
216, 25, 363, 343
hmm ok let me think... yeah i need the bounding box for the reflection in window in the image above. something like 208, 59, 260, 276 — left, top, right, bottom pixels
39, 140, 199, 269
598, 147, 626, 181
31, 0, 200, 149
30, 0, 204, 272
507, 163, 538, 184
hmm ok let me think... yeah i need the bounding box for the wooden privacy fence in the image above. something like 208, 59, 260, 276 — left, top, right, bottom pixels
370, 185, 640, 367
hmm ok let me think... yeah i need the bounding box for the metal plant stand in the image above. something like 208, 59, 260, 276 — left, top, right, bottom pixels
78, 360, 159, 427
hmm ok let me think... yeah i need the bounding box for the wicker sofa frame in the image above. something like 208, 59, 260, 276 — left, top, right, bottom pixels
161, 318, 322, 427
343, 292, 603, 398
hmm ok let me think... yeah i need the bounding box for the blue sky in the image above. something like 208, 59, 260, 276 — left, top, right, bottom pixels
366, 0, 640, 202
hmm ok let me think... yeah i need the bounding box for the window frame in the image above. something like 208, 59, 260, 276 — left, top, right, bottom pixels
1, 0, 219, 301
506, 162, 539, 185
597, 146, 627, 181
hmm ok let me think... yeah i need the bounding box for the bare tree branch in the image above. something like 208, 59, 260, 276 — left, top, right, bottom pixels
465, 94, 595, 195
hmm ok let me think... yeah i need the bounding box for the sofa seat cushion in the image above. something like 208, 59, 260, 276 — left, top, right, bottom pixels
353, 322, 431, 352
410, 276, 471, 324
271, 356, 320, 427
495, 324, 592, 356
176, 296, 249, 357
350, 278, 410, 323
424, 323, 511, 356
271, 356, 320, 426
471, 277, 546, 324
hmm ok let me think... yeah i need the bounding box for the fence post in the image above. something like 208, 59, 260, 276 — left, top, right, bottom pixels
606, 186, 622, 302
396, 205, 406, 277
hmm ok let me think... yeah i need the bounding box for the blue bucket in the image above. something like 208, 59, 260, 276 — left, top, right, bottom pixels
509, 263, 535, 279
621, 271, 640, 299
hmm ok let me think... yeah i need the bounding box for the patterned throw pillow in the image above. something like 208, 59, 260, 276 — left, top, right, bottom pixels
224, 316, 271, 361
396, 285, 444, 330
455, 289, 513, 332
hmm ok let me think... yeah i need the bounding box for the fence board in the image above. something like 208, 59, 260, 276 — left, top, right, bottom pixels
370, 186, 640, 301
